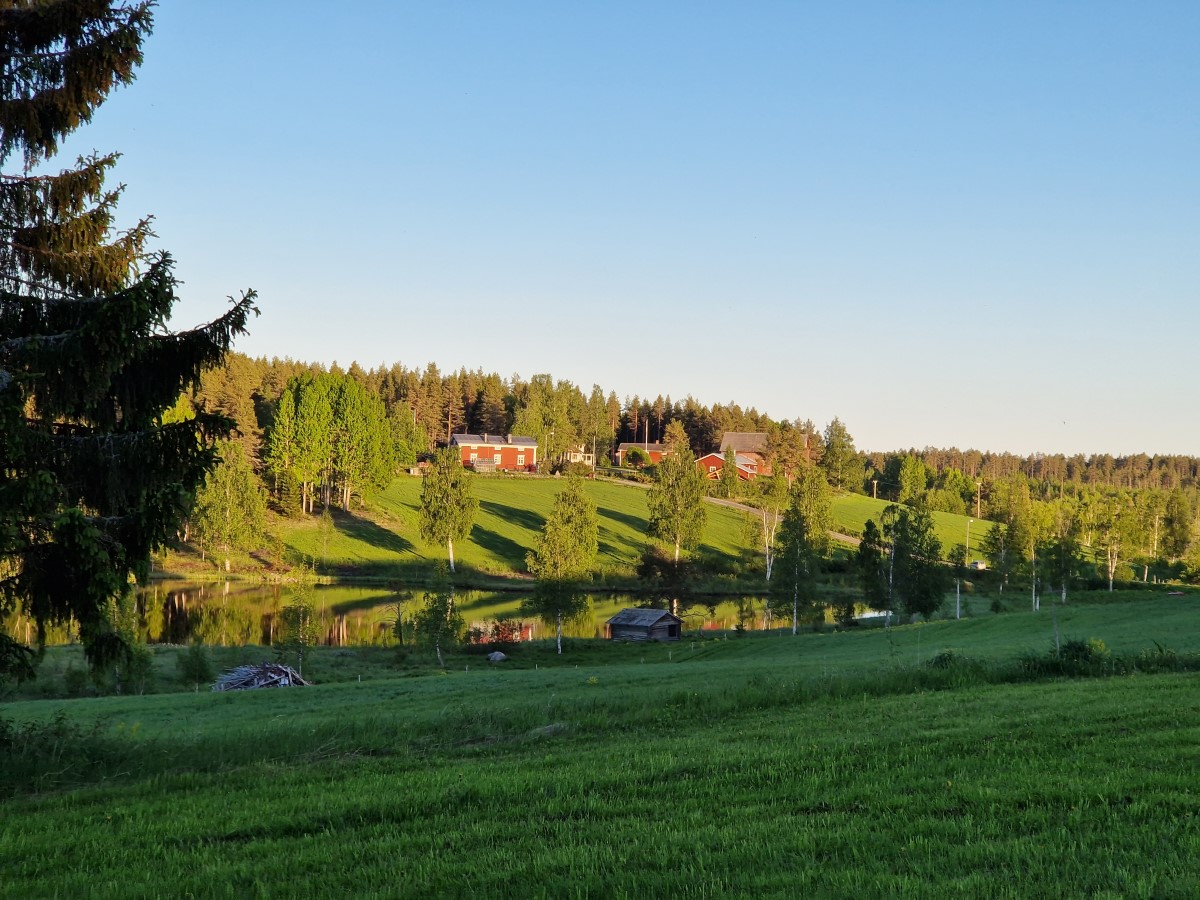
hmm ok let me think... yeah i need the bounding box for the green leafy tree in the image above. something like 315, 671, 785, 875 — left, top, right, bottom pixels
752, 474, 790, 582
418, 448, 477, 574
1039, 511, 1083, 606
1162, 488, 1193, 561
819, 418, 860, 492
770, 467, 832, 634
716, 447, 740, 499
191, 442, 267, 573
883, 505, 948, 620
1095, 492, 1139, 592
897, 455, 929, 506
330, 375, 393, 510
263, 381, 298, 505
647, 422, 706, 564
855, 519, 888, 620
0, 2, 255, 674
624, 445, 650, 469
524, 477, 598, 654
293, 373, 336, 513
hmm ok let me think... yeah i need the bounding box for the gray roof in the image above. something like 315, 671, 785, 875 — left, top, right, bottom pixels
606, 608, 682, 627
719, 432, 769, 453
450, 433, 538, 447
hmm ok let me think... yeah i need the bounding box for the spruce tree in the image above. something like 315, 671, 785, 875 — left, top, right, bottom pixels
0, 1, 256, 673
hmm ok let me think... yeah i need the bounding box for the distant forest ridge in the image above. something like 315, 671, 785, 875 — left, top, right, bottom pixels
195, 353, 1198, 493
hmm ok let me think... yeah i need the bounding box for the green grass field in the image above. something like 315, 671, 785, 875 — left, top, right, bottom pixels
828, 491, 997, 560
271, 476, 758, 585
3, 595, 1199, 897
170, 475, 995, 591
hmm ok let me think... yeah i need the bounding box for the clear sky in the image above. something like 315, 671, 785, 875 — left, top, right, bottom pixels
54, 2, 1198, 456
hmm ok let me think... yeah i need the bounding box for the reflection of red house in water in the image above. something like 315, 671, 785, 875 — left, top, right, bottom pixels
469, 621, 535, 644
450, 433, 538, 472
696, 451, 759, 482
614, 442, 667, 466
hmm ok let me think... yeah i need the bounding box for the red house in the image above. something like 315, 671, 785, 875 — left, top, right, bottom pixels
719, 432, 772, 477
696, 451, 758, 482
450, 434, 538, 472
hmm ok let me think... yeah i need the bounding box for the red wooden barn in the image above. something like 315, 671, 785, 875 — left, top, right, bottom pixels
450, 434, 538, 472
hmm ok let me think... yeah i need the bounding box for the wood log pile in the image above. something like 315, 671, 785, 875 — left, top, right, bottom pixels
212, 663, 311, 691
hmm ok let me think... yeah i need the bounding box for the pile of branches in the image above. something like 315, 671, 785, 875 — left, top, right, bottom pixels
212, 663, 311, 691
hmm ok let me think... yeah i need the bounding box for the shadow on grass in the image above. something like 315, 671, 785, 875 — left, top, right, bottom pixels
598, 506, 646, 531
478, 500, 545, 532
334, 511, 415, 555
472, 525, 530, 568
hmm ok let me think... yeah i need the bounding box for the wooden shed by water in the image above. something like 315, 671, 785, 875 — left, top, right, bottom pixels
606, 608, 682, 642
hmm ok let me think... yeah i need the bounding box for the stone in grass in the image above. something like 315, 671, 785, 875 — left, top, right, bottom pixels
487, 651, 508, 662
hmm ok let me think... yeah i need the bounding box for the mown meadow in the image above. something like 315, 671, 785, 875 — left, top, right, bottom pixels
3, 593, 1198, 897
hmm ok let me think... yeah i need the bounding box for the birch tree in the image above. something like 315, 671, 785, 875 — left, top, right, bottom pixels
770, 467, 832, 633
524, 477, 598, 653
418, 449, 477, 573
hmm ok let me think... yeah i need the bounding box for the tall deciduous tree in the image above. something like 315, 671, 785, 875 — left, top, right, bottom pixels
648, 422, 706, 564
752, 474, 789, 581
418, 448, 477, 573
770, 467, 832, 633
1162, 488, 1193, 561
0, 1, 255, 673
192, 441, 267, 573
1039, 502, 1082, 606
524, 476, 598, 654
855, 519, 889, 618
882, 505, 947, 620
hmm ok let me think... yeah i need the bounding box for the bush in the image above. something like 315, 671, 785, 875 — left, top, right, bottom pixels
927, 648, 967, 670
177, 642, 215, 690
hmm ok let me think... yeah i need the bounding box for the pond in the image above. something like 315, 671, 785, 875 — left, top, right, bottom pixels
3, 580, 867, 649
3, 581, 858, 648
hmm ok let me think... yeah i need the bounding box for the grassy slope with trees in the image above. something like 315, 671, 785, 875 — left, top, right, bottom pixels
3, 595, 1199, 897
166, 475, 997, 590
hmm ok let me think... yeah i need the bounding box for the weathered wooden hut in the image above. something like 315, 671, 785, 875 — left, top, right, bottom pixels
606, 608, 682, 642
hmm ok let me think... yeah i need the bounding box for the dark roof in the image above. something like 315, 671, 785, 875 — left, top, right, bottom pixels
719, 432, 769, 453
606, 608, 682, 627
616, 442, 665, 453
450, 433, 537, 447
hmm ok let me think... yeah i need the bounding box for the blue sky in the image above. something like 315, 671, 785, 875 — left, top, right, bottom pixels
55, 2, 1198, 455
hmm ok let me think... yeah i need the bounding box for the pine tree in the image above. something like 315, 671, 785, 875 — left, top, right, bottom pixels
0, 2, 256, 673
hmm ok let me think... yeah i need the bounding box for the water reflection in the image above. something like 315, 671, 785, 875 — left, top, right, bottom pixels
8, 581, 855, 648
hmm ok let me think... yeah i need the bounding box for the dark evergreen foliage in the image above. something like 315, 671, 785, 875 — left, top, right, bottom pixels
0, 1, 255, 673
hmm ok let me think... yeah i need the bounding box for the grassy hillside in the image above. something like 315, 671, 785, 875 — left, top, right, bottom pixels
169, 476, 995, 589
3, 596, 1198, 897
829, 491, 998, 560
261, 476, 759, 585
